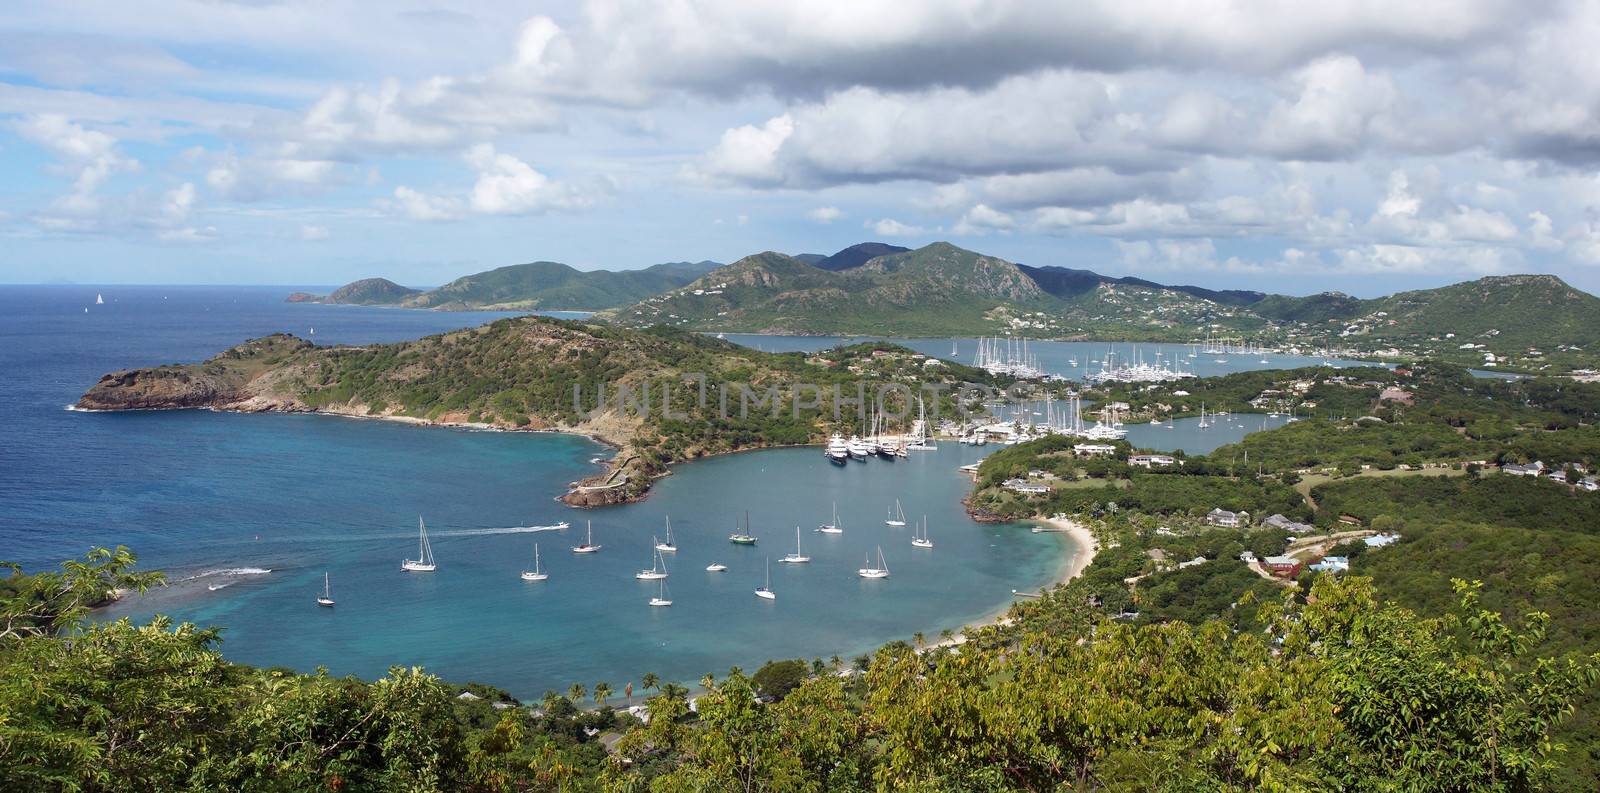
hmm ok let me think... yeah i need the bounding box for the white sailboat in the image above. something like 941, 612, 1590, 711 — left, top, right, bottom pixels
636, 543, 669, 579
884, 499, 907, 527
1197, 403, 1212, 429
520, 543, 548, 581
816, 502, 843, 534
755, 557, 776, 599
779, 526, 810, 563
911, 517, 933, 549
572, 520, 602, 553
857, 546, 890, 578
401, 517, 437, 572
655, 517, 677, 552
316, 572, 335, 606
649, 579, 673, 607
95, 293, 104, 305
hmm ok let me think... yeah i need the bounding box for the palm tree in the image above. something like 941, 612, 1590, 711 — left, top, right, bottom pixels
913, 631, 926, 649
940, 628, 954, 643
593, 681, 613, 709
641, 672, 660, 694
540, 690, 560, 715
568, 682, 586, 704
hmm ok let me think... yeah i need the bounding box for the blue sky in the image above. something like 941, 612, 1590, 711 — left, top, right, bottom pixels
3, 1, 1600, 296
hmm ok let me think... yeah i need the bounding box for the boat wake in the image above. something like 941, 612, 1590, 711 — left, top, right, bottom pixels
183, 567, 273, 583
439, 522, 571, 537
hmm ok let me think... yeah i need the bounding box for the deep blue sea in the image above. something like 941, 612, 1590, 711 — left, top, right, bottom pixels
0, 286, 1070, 698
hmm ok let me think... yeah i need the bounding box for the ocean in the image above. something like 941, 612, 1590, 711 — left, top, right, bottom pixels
0, 285, 1068, 698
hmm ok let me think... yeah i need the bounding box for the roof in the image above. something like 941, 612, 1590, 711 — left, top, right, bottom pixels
1263, 555, 1300, 567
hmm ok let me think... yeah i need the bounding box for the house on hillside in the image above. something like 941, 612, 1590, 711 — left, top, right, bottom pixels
1502, 461, 1545, 476
1364, 533, 1401, 548
1074, 443, 1117, 457
1263, 513, 1314, 534
1206, 508, 1249, 528
1129, 453, 1177, 468
1003, 478, 1051, 495
1263, 555, 1302, 578
1310, 556, 1350, 573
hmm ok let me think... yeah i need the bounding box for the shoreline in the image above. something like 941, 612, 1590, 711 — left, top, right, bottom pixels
930, 514, 1097, 650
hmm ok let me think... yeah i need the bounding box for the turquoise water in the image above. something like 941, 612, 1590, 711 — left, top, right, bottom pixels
2, 286, 1062, 698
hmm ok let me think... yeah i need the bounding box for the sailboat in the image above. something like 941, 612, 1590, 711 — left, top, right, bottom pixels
95, 293, 104, 305
655, 517, 677, 552
520, 543, 549, 581
401, 517, 437, 572
779, 526, 810, 563
636, 543, 669, 579
572, 520, 602, 553
1197, 403, 1212, 429
754, 557, 776, 600
911, 517, 933, 549
816, 502, 843, 534
316, 572, 335, 607
857, 546, 890, 578
884, 499, 907, 527
649, 578, 673, 607
729, 511, 757, 545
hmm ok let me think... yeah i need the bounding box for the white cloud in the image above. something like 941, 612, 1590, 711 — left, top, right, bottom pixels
465, 143, 593, 215
867, 218, 924, 236
807, 206, 843, 223
300, 224, 330, 241
390, 186, 465, 222
14, 114, 139, 218
952, 204, 1015, 235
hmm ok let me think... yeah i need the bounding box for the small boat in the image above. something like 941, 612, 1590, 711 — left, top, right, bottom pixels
572, 520, 602, 553
649, 579, 672, 607
705, 563, 728, 572
95, 293, 104, 305
636, 543, 669, 580
824, 434, 849, 464
729, 511, 757, 545
857, 546, 890, 579
779, 526, 810, 563
520, 543, 548, 581
401, 517, 437, 572
911, 517, 933, 549
755, 557, 776, 600
816, 501, 843, 534
316, 572, 335, 606
655, 517, 677, 552
885, 499, 907, 527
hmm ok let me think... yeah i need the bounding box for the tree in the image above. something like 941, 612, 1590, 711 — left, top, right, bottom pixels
752, 659, 811, 702
641, 671, 660, 694
568, 682, 586, 704
592, 681, 612, 709
1, 546, 163, 643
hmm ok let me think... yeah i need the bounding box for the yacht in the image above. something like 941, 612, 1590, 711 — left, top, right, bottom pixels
884, 499, 907, 527
779, 526, 810, 563
911, 517, 933, 549
705, 562, 728, 572
520, 543, 549, 581
401, 517, 437, 572
655, 517, 677, 553
817, 502, 843, 534
824, 434, 849, 464
846, 435, 870, 460
636, 543, 669, 580
728, 511, 757, 545
857, 546, 890, 579
316, 572, 335, 607
571, 520, 602, 553
649, 579, 672, 607
754, 557, 776, 600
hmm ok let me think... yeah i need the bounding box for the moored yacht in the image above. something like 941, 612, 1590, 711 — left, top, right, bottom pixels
846, 435, 870, 460
825, 434, 850, 464
857, 546, 890, 579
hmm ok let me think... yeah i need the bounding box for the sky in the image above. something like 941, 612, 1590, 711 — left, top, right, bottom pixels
3, 1, 1600, 296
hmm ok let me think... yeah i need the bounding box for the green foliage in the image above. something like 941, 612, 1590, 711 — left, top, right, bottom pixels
750, 659, 810, 702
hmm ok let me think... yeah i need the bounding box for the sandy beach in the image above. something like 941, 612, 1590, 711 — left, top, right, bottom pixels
929, 514, 1098, 650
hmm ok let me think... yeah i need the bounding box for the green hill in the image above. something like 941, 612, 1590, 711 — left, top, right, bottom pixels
284, 277, 423, 306
404, 259, 718, 311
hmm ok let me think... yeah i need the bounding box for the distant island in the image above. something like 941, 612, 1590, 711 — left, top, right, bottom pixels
76, 318, 1007, 506
299, 241, 1600, 375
